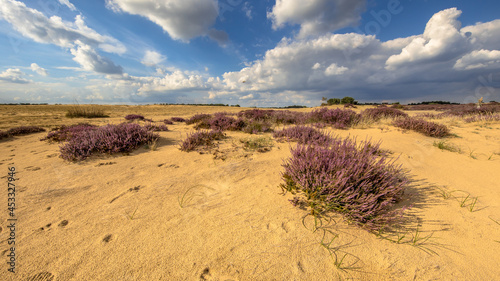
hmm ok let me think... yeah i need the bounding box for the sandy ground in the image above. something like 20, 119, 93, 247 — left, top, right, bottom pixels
0, 105, 499, 281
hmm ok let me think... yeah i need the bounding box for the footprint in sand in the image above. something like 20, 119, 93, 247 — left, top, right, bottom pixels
102, 234, 113, 243
200, 268, 211, 280
39, 223, 52, 231
58, 220, 68, 227
27, 271, 55, 281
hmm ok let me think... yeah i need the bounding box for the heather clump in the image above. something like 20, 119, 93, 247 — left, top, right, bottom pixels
0, 130, 10, 140
194, 113, 238, 131
163, 119, 174, 125
179, 130, 225, 152
242, 119, 273, 134
237, 109, 275, 121
171, 117, 186, 122
393, 117, 450, 138
41, 123, 97, 142
186, 113, 212, 125
273, 126, 332, 146
306, 108, 360, 129
7, 126, 45, 136
59, 123, 158, 161
125, 114, 146, 121
281, 138, 409, 230
144, 122, 169, 132
464, 114, 500, 123
361, 107, 408, 121
271, 110, 304, 125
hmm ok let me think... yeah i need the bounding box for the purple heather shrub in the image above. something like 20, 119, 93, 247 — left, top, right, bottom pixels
7, 126, 46, 136
281, 138, 409, 230
186, 113, 212, 125
59, 123, 158, 161
194, 113, 237, 131
307, 107, 360, 129
393, 117, 449, 138
237, 109, 275, 121
464, 114, 500, 123
170, 117, 186, 122
273, 126, 333, 146
271, 110, 305, 125
144, 122, 169, 132
361, 107, 408, 121
125, 114, 145, 121
0, 131, 10, 140
179, 130, 225, 152
242, 119, 273, 134
41, 123, 97, 142
163, 119, 174, 125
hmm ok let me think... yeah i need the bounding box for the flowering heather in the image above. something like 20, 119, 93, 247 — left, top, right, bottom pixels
179, 130, 225, 152
163, 119, 174, 125
393, 117, 450, 138
124, 114, 146, 121
242, 119, 273, 134
237, 109, 275, 121
41, 123, 97, 142
59, 123, 158, 161
281, 138, 409, 230
273, 126, 333, 146
171, 117, 186, 122
144, 122, 169, 132
7, 126, 46, 136
271, 110, 305, 125
464, 114, 500, 123
307, 107, 360, 129
361, 107, 408, 121
194, 113, 237, 131
186, 113, 212, 125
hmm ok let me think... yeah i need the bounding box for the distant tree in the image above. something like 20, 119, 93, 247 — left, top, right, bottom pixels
327, 98, 341, 105
341, 96, 356, 104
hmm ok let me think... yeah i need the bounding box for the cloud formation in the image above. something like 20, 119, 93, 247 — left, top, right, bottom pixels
106, 0, 221, 42
58, 0, 76, 11
268, 0, 366, 38
30, 63, 48, 76
0, 68, 30, 84
141, 50, 166, 67
71, 42, 123, 74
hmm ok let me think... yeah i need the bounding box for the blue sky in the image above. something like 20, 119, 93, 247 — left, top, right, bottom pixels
1, 0, 500, 107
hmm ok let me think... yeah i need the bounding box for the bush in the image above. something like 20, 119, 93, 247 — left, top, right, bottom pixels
281, 137, 409, 230
464, 114, 500, 123
393, 117, 449, 138
0, 131, 10, 140
273, 126, 332, 146
194, 113, 238, 131
361, 107, 408, 121
179, 130, 225, 152
307, 108, 360, 129
7, 126, 45, 136
163, 119, 174, 125
125, 114, 145, 121
41, 123, 97, 142
144, 122, 169, 132
242, 119, 273, 134
171, 117, 186, 122
237, 109, 275, 121
186, 113, 212, 125
59, 123, 158, 161
66, 106, 109, 118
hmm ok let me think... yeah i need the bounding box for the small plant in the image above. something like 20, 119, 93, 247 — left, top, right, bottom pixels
41, 123, 97, 142
433, 140, 460, 153
59, 123, 159, 161
143, 122, 169, 132
239, 136, 273, 152
163, 119, 174, 125
179, 130, 225, 152
125, 114, 145, 121
467, 147, 477, 159
66, 105, 109, 118
393, 117, 450, 138
171, 117, 186, 122
126, 207, 139, 220
7, 126, 45, 136
178, 185, 205, 208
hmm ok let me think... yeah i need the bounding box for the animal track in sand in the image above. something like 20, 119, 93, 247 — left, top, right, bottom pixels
95, 161, 117, 167
39, 223, 52, 231
102, 234, 113, 243
46, 153, 58, 158
58, 220, 68, 227
109, 186, 142, 203
27, 271, 55, 281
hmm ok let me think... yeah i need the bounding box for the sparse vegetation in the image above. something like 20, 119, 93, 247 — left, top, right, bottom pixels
393, 117, 450, 138
66, 105, 109, 118
179, 130, 225, 152
239, 136, 273, 152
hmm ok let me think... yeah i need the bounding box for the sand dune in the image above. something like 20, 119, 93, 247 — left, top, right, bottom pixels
1, 105, 499, 280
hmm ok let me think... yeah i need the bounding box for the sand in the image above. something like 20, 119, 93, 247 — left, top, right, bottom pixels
0, 104, 499, 280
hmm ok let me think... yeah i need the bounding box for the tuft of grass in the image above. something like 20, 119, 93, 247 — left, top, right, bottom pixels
239, 136, 273, 152
126, 207, 139, 220
66, 105, 109, 118
433, 140, 460, 153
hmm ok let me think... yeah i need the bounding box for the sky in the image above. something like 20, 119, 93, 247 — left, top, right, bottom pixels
1, 0, 500, 107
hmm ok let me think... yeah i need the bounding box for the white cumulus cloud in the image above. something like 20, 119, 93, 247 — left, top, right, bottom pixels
0, 68, 30, 84
141, 50, 166, 67
268, 0, 366, 38
58, 0, 76, 11
30, 63, 49, 76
